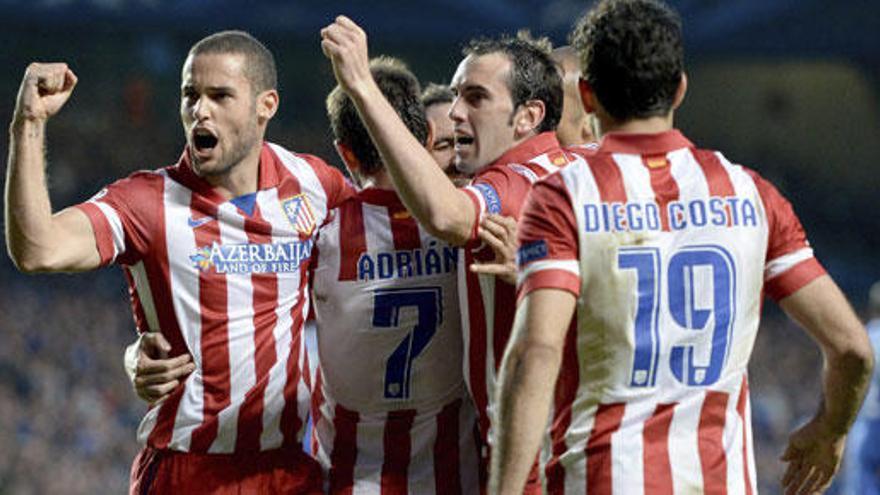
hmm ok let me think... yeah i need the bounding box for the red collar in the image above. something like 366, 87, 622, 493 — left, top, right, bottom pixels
597, 130, 694, 155
486, 131, 561, 169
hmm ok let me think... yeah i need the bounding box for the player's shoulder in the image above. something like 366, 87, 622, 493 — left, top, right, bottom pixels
84, 166, 170, 213
267, 142, 354, 197
105, 165, 170, 190
266, 142, 333, 172
708, 152, 779, 195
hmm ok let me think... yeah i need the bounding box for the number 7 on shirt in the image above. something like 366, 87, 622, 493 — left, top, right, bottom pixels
372, 287, 443, 400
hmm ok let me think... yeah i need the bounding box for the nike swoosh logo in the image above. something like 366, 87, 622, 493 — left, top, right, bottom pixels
187, 216, 214, 228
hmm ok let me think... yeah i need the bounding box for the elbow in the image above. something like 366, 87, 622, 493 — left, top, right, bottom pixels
829, 340, 875, 383
854, 344, 875, 378
8, 247, 58, 274
11, 256, 50, 274
424, 212, 471, 246
521, 342, 563, 369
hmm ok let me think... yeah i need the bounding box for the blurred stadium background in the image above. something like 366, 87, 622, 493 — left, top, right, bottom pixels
0, 0, 877, 493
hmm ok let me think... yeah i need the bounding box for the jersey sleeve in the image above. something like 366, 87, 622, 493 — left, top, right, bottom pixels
462, 167, 532, 242
516, 173, 581, 300
299, 153, 356, 211
73, 172, 159, 267
749, 170, 826, 301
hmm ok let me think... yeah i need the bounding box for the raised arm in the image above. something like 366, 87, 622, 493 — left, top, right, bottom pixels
6, 62, 102, 272
320, 16, 476, 245
777, 275, 874, 495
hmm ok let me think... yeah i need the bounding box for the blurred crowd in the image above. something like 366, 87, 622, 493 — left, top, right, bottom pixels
0, 273, 141, 493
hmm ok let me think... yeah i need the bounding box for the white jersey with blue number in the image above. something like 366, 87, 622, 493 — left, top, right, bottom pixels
309, 187, 480, 494
517, 130, 826, 494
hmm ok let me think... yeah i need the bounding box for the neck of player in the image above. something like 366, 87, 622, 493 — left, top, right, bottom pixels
598, 113, 674, 137
206, 145, 262, 200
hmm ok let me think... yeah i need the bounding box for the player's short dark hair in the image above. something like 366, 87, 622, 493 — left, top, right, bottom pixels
326, 56, 428, 177
571, 0, 683, 121
421, 83, 454, 108
463, 31, 562, 133
189, 30, 278, 94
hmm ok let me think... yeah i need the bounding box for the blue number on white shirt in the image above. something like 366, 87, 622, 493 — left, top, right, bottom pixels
372, 287, 442, 400
618, 248, 662, 387
618, 245, 736, 387
668, 246, 736, 386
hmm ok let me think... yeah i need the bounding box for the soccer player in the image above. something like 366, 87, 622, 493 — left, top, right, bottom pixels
5, 31, 352, 493
320, 19, 572, 466
842, 281, 880, 494
550, 46, 597, 148
309, 56, 481, 494
491, 1, 874, 494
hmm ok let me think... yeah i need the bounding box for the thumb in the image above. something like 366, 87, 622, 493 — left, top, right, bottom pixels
780, 442, 798, 461
142, 332, 172, 359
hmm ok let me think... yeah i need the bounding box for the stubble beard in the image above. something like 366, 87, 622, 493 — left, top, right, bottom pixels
192, 116, 261, 179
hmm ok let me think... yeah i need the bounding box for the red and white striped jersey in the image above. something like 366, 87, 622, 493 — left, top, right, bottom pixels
459, 131, 574, 442
75, 142, 352, 454
309, 187, 482, 494
517, 130, 826, 494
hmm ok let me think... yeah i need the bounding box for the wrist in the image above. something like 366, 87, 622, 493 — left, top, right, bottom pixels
10, 115, 47, 137
812, 412, 849, 438
348, 78, 383, 106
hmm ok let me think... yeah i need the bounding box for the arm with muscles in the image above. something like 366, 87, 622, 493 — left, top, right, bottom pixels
472, 214, 518, 285
6, 63, 102, 272
778, 275, 874, 495
124, 331, 195, 405
490, 288, 576, 495
320, 16, 475, 245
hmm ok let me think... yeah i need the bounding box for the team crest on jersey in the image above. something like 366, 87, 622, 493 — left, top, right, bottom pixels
281, 194, 316, 236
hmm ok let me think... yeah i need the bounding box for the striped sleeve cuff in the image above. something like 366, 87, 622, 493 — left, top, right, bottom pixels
517, 260, 581, 301
462, 187, 483, 242
74, 202, 121, 266
764, 257, 826, 301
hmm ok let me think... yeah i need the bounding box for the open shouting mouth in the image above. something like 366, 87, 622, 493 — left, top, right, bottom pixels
192, 127, 219, 158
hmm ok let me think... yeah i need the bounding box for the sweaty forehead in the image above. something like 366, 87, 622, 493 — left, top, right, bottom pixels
451, 53, 512, 91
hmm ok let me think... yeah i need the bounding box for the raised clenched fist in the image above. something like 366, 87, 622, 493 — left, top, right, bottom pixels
320, 16, 373, 98
13, 62, 78, 124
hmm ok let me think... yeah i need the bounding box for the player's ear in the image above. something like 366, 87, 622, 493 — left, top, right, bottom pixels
578, 77, 597, 114
672, 72, 687, 111
425, 119, 436, 150
514, 99, 546, 137
256, 89, 279, 122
